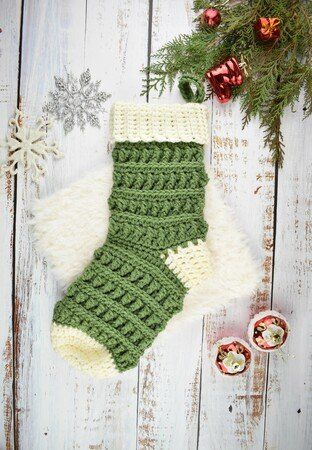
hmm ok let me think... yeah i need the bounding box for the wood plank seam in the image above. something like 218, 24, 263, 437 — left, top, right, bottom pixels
136, 3, 208, 449
196, 94, 215, 450
261, 162, 279, 450
11, 1, 25, 448
136, 1, 154, 448
195, 317, 205, 450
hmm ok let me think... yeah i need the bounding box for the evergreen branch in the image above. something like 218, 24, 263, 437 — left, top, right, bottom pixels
142, 0, 312, 166
263, 116, 285, 167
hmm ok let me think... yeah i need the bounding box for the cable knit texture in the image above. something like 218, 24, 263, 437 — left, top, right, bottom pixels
52, 136, 210, 376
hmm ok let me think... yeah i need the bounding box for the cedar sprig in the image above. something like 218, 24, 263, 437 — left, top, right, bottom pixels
142, 0, 312, 166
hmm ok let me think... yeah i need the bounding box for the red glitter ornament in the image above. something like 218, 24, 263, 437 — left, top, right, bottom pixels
254, 17, 280, 41
205, 57, 244, 103
201, 8, 221, 28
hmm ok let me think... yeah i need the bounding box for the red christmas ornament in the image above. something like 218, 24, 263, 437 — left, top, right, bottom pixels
205, 57, 244, 104
201, 8, 221, 27
254, 18, 280, 41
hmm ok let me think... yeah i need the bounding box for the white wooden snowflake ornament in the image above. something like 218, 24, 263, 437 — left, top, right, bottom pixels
0, 109, 63, 182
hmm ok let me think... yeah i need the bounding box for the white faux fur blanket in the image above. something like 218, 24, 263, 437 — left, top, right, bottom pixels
32, 165, 259, 334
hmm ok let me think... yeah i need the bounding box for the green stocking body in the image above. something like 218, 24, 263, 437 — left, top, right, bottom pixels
51, 103, 210, 377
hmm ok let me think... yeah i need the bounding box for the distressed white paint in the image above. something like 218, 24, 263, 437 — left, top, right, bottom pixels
0, 1, 21, 449
198, 98, 275, 449
264, 99, 312, 450
0, 1, 311, 449
137, 2, 205, 449
13, 1, 148, 449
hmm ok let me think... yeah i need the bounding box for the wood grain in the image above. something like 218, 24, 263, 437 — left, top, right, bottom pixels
264, 99, 312, 450
13, 2, 90, 447
137, 2, 205, 449
12, 0, 148, 449
198, 101, 275, 449
0, 1, 22, 449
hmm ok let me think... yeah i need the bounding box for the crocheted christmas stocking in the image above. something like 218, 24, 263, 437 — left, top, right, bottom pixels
51, 103, 211, 378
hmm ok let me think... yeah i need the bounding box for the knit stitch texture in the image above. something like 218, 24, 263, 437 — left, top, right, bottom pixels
110, 103, 209, 144
52, 140, 209, 374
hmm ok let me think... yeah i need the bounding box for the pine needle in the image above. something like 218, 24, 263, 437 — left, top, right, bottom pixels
142, 0, 312, 166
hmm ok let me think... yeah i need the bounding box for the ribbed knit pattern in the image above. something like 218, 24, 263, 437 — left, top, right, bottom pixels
53, 141, 208, 373
110, 103, 209, 144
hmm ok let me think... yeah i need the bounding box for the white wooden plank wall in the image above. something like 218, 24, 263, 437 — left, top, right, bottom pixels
0, 1, 311, 449
137, 3, 204, 449
264, 99, 312, 450
0, 1, 21, 448
198, 99, 275, 449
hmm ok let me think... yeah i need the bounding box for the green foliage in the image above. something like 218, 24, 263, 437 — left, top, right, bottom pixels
142, 0, 312, 166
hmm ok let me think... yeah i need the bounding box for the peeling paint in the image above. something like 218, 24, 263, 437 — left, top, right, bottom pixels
5, 171, 13, 201
3, 336, 13, 450
185, 359, 201, 426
